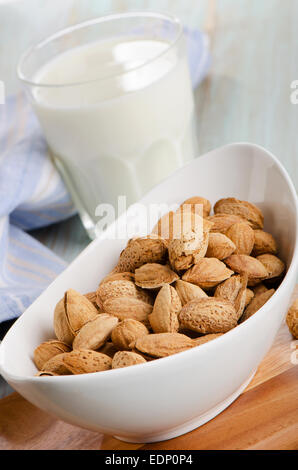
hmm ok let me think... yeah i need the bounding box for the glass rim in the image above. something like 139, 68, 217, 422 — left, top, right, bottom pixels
17, 11, 184, 89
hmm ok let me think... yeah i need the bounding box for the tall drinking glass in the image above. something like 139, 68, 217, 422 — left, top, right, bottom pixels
18, 12, 198, 239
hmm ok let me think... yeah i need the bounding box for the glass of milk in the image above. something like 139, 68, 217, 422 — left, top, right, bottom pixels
18, 12, 198, 238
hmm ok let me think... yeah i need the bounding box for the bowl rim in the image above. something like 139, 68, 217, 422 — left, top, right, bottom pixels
1, 142, 297, 383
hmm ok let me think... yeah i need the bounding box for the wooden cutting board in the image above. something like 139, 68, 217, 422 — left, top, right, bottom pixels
0, 287, 297, 450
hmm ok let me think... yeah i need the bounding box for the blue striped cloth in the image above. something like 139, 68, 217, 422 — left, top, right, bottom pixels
0, 28, 210, 323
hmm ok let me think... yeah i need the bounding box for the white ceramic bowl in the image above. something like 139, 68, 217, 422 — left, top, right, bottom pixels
1, 143, 297, 443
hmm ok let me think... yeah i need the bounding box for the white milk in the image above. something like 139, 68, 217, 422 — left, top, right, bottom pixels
32, 38, 197, 223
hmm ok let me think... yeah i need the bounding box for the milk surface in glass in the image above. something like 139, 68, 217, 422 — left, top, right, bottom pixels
32, 36, 197, 227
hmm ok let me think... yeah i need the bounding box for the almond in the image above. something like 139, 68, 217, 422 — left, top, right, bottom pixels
84, 292, 101, 311
256, 254, 285, 280
100, 272, 135, 285
245, 289, 255, 307
168, 213, 210, 271
240, 289, 275, 322
34, 340, 71, 370
149, 285, 181, 333
253, 283, 268, 296
214, 198, 264, 229
116, 238, 167, 273
35, 371, 58, 377
215, 274, 248, 320
179, 298, 238, 334
252, 230, 278, 256
182, 258, 234, 290
225, 222, 255, 255
178, 196, 211, 218
224, 255, 268, 286
135, 263, 179, 289
286, 299, 298, 339
151, 211, 175, 240
42, 353, 72, 375
96, 278, 152, 310
73, 314, 118, 350
112, 351, 146, 369
62, 350, 112, 374
207, 214, 252, 234
175, 280, 208, 306
193, 333, 223, 346
103, 296, 152, 324
134, 333, 194, 358
54, 289, 99, 345
98, 341, 119, 358
111, 319, 149, 350
206, 233, 236, 260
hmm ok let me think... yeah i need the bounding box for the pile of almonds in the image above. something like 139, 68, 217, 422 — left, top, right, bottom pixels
34, 196, 290, 377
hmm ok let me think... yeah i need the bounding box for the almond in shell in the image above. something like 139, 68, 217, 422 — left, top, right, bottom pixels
193, 333, 223, 347
34, 340, 71, 370
96, 278, 152, 310
149, 285, 181, 333
179, 196, 211, 218
84, 292, 101, 311
207, 214, 252, 234
112, 351, 146, 369
224, 255, 268, 286
206, 233, 236, 260
62, 350, 112, 374
73, 314, 119, 351
225, 222, 255, 255
135, 263, 179, 289
286, 299, 298, 339
103, 296, 153, 325
179, 298, 238, 334
214, 198, 264, 229
116, 238, 167, 273
42, 353, 72, 375
182, 258, 234, 290
252, 230, 278, 256
111, 319, 149, 350
175, 280, 208, 306
134, 333, 194, 358
98, 341, 119, 358
35, 371, 58, 377
54, 289, 99, 345
256, 254, 285, 280
168, 213, 210, 271
245, 289, 255, 307
215, 274, 248, 320
240, 289, 275, 322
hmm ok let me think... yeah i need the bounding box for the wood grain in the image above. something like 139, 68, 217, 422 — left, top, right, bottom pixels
0, 315, 297, 449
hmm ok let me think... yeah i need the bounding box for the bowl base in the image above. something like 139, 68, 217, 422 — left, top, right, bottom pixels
114, 370, 256, 444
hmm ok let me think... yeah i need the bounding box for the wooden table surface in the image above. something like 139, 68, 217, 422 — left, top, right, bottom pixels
0, 287, 297, 450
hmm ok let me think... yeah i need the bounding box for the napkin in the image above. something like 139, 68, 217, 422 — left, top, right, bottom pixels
0, 28, 210, 323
